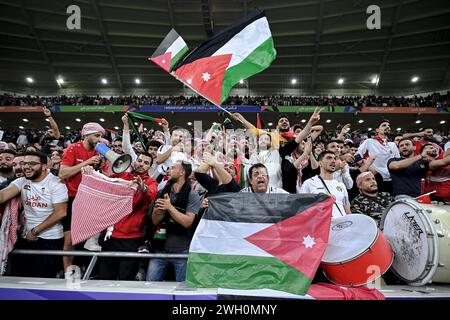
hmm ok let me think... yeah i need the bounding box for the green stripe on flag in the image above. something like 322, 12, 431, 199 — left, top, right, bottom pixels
186, 252, 312, 295
171, 46, 189, 70
220, 37, 276, 103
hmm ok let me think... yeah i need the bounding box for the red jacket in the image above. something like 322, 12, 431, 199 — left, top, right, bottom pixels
110, 171, 158, 239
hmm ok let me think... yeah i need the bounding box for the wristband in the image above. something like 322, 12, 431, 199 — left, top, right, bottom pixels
30, 227, 39, 237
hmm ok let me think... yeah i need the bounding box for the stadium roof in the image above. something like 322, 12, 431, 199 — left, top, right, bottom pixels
0, 0, 449, 96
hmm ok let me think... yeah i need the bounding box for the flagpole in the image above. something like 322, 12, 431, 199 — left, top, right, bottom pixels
170, 72, 234, 116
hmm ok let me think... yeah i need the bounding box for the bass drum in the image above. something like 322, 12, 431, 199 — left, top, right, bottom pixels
380, 199, 450, 286
321, 214, 393, 287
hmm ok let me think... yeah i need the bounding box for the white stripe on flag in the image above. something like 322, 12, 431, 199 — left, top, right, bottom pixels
166, 36, 187, 56
190, 219, 272, 257
212, 17, 271, 69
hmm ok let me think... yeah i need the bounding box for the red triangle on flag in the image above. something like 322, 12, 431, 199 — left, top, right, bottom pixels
245, 196, 333, 279
174, 54, 232, 106
149, 52, 172, 72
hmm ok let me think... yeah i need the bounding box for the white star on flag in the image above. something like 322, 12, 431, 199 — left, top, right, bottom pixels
302, 235, 316, 249
162, 59, 166, 64
202, 72, 211, 82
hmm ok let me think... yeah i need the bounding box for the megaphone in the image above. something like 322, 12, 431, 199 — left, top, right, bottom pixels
95, 143, 132, 174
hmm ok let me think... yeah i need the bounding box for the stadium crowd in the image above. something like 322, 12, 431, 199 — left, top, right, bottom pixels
0, 105, 449, 283
1, 91, 450, 108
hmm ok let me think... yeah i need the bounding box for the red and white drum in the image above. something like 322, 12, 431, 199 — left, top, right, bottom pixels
381, 199, 450, 286
321, 214, 394, 287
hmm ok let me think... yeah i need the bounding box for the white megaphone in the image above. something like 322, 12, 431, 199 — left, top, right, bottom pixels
95, 143, 132, 173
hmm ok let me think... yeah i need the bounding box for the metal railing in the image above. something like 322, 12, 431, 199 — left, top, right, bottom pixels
10, 249, 188, 281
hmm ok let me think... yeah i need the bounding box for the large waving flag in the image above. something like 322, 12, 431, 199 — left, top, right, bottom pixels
149, 10, 276, 106
149, 29, 189, 72
186, 193, 333, 295
173, 10, 276, 105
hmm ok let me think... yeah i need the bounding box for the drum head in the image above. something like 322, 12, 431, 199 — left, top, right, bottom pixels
322, 214, 378, 264
381, 200, 433, 283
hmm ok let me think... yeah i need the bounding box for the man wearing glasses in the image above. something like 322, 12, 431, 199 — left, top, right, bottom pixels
0, 151, 68, 278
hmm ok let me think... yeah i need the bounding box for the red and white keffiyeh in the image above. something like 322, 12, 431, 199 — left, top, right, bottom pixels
0, 197, 21, 275
71, 171, 136, 245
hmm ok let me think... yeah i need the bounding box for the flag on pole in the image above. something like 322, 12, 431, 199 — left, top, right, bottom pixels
149, 10, 276, 106
256, 113, 263, 129
149, 29, 189, 72
186, 193, 333, 295
173, 10, 276, 106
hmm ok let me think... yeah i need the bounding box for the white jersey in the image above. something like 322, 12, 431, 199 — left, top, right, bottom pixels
249, 149, 282, 189
12, 174, 68, 239
157, 144, 189, 174
299, 176, 349, 218
356, 138, 399, 181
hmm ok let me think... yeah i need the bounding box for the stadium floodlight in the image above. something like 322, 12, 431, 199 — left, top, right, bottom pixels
101, 78, 108, 84
337, 78, 344, 85
75, 118, 81, 122
326, 119, 332, 123
65, 126, 71, 130
371, 76, 379, 85
291, 78, 297, 85
368, 128, 372, 131
22, 118, 29, 122
19, 126, 24, 129
114, 126, 119, 130
440, 120, 446, 124
268, 122, 273, 126
56, 78, 64, 86
301, 119, 306, 123
415, 120, 421, 124
135, 78, 141, 84
411, 76, 419, 83
187, 122, 193, 126
99, 118, 105, 122
26, 77, 34, 83
358, 120, 364, 123
396, 128, 402, 131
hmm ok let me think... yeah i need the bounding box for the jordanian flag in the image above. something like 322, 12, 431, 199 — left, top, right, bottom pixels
186, 193, 333, 295
149, 29, 188, 72
172, 10, 276, 106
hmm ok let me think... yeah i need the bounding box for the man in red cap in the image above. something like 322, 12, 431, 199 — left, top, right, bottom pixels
58, 122, 105, 277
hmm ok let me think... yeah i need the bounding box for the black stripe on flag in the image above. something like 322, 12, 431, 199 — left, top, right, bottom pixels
172, 10, 265, 70
151, 28, 181, 58
204, 193, 330, 223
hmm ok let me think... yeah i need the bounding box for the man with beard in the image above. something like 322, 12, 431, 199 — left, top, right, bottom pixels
0, 149, 15, 185
351, 171, 394, 226
356, 120, 400, 193
325, 140, 354, 190
81, 152, 158, 280
388, 138, 450, 199
403, 127, 444, 156
58, 122, 105, 277
147, 160, 201, 282
0, 151, 67, 278
300, 151, 351, 217
232, 113, 294, 149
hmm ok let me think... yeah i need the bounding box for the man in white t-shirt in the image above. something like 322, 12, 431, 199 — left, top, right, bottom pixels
356, 119, 399, 193
156, 127, 189, 189
300, 151, 351, 217
0, 151, 68, 278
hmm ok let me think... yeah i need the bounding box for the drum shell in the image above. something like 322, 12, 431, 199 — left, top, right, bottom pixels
321, 230, 394, 287
423, 204, 450, 283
